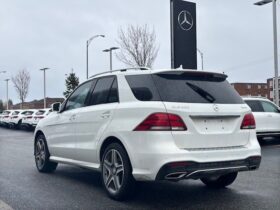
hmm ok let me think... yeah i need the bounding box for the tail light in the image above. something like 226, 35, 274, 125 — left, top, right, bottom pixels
241, 113, 256, 129
37, 116, 44, 119
134, 113, 187, 131
27, 116, 32, 119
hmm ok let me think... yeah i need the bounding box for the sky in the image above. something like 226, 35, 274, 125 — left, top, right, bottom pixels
0, 0, 279, 104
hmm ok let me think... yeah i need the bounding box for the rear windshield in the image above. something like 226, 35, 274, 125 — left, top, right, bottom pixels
24, 111, 34, 115
2, 111, 10, 115
12, 111, 20, 115
36, 110, 45, 115
126, 72, 244, 104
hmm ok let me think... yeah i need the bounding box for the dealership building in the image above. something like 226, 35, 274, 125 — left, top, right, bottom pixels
232, 77, 280, 104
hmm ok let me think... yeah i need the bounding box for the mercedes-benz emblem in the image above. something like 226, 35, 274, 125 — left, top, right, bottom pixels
178, 10, 194, 31
213, 104, 219, 112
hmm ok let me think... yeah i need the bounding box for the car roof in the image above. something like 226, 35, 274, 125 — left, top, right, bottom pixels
88, 68, 227, 82
242, 96, 270, 102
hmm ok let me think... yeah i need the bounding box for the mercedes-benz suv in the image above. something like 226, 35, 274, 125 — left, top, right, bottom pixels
34, 69, 261, 200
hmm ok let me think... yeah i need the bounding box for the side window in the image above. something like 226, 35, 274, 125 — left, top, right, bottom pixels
108, 78, 119, 103
261, 101, 279, 113
65, 81, 93, 111
89, 77, 115, 106
245, 100, 264, 112
125, 75, 161, 101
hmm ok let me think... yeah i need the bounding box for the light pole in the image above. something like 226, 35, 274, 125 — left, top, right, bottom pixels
254, 0, 279, 106
86, 35, 105, 79
197, 49, 204, 70
40, 68, 49, 108
103, 47, 119, 71
4, 79, 9, 109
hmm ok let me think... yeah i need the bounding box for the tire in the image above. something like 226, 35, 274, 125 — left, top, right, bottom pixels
16, 120, 22, 130
34, 134, 58, 173
201, 172, 238, 188
101, 143, 135, 200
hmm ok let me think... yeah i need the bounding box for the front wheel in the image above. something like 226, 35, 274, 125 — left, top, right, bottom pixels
200, 172, 238, 188
101, 143, 135, 200
34, 134, 57, 173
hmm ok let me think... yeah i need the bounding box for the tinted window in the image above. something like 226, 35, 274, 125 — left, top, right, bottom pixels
125, 75, 161, 101
89, 77, 115, 105
127, 72, 243, 104
261, 101, 279, 113
2, 111, 10, 115
245, 100, 264, 112
65, 81, 93, 111
25, 111, 34, 115
12, 111, 20, 115
36, 110, 45, 115
108, 79, 119, 103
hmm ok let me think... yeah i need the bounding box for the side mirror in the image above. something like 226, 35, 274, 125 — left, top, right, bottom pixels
51, 102, 61, 112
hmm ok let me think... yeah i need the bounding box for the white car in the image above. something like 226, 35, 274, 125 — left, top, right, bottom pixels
32, 109, 52, 127
243, 97, 280, 140
21, 110, 37, 129
9, 110, 35, 129
1, 110, 13, 127
34, 69, 261, 200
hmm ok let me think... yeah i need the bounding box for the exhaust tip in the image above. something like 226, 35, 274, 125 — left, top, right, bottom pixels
165, 172, 186, 180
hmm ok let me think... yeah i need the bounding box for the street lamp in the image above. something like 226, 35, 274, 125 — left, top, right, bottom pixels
197, 49, 204, 70
103, 47, 119, 71
254, 0, 279, 106
86, 35, 105, 79
4, 79, 10, 109
40, 68, 50, 109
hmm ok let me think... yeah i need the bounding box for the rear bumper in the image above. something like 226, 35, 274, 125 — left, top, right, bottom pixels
156, 156, 261, 181
257, 131, 280, 137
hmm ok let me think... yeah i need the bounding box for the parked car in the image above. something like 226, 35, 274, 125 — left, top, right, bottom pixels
34, 69, 261, 200
243, 97, 280, 140
1, 110, 13, 127
31, 109, 52, 127
21, 110, 38, 130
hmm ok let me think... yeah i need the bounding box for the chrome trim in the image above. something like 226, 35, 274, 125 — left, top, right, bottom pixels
165, 172, 186, 180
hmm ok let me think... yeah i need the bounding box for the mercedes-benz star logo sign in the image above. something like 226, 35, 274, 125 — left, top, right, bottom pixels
178, 10, 194, 31
213, 104, 219, 112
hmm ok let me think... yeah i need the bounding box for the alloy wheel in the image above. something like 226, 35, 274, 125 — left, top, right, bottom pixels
102, 149, 125, 194
35, 138, 46, 170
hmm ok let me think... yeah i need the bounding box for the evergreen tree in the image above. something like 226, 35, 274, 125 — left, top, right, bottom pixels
63, 72, 79, 98
0, 100, 4, 111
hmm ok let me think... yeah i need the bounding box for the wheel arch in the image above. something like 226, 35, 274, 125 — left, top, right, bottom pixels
99, 136, 132, 165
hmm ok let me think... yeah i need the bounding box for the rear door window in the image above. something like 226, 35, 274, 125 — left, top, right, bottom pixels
261, 101, 279, 113
89, 76, 118, 105
245, 100, 264, 112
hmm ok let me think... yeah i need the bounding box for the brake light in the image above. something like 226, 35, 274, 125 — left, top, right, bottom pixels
241, 113, 256, 129
134, 113, 187, 131
37, 116, 44, 119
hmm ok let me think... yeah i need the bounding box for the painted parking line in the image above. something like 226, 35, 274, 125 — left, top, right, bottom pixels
0, 200, 13, 210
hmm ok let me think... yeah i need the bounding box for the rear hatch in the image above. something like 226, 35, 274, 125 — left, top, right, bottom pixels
151, 71, 250, 149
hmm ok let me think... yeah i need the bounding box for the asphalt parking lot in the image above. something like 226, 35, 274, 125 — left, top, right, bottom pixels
0, 127, 279, 210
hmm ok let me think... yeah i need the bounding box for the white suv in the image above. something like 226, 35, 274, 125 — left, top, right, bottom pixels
243, 97, 280, 140
34, 69, 261, 200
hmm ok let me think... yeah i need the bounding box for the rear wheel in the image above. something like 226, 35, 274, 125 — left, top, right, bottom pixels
34, 134, 57, 173
201, 172, 238, 188
101, 143, 135, 200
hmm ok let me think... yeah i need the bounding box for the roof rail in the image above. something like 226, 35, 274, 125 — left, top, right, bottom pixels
89, 67, 150, 78
242, 95, 268, 100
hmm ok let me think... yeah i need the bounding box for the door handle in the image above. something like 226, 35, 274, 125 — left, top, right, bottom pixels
101, 111, 111, 119
69, 114, 76, 121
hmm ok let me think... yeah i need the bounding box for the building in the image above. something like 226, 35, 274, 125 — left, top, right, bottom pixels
12, 97, 65, 110
231, 82, 268, 98
267, 77, 280, 104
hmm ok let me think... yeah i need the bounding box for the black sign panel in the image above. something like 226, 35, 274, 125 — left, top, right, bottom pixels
171, 0, 197, 69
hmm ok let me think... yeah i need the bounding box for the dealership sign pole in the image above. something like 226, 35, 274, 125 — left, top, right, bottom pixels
171, 0, 197, 69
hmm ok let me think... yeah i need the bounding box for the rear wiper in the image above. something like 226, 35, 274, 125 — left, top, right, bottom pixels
186, 82, 216, 103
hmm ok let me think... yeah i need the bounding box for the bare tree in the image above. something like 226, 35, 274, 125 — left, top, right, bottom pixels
12, 69, 31, 109
116, 24, 159, 68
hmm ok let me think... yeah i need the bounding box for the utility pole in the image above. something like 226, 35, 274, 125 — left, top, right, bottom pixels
4, 79, 9, 109
40, 68, 49, 108
103, 47, 119, 71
